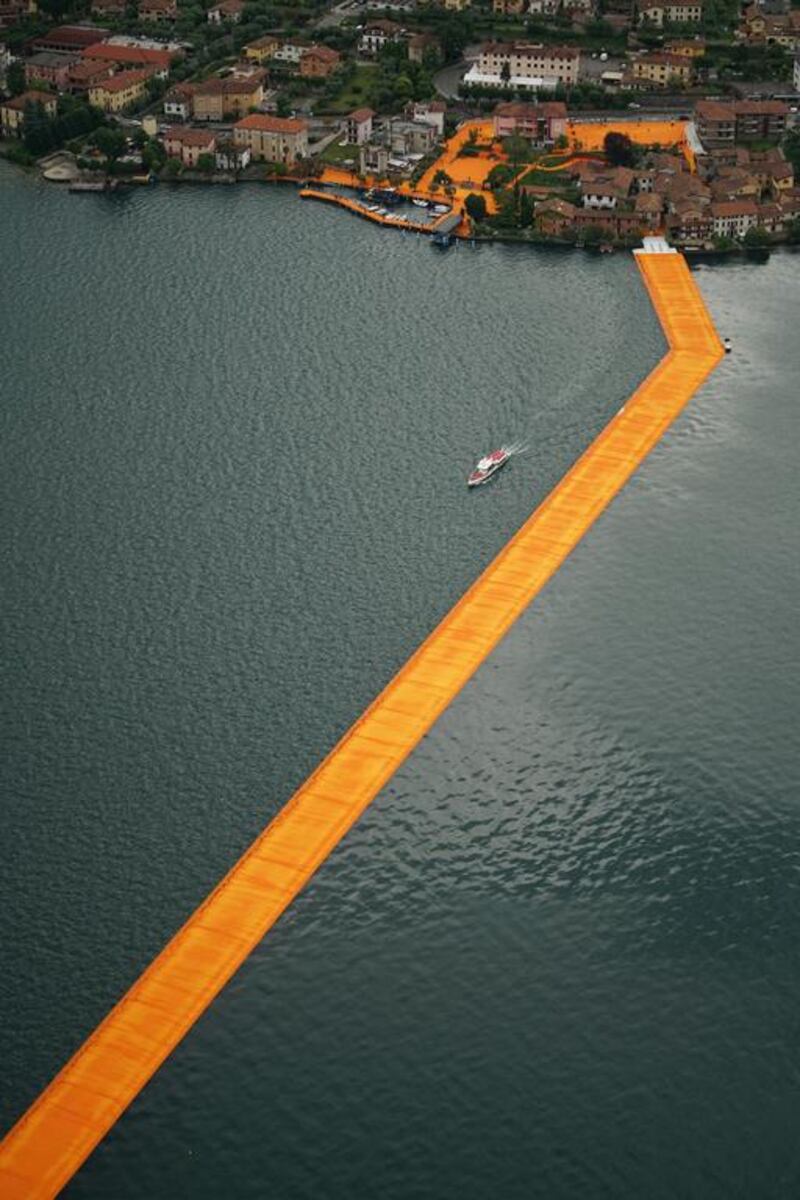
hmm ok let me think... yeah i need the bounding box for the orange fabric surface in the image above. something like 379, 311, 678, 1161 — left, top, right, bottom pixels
0, 251, 722, 1200
568, 118, 688, 151
299, 187, 447, 233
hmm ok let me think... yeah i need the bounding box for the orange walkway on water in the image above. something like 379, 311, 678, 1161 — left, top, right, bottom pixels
0, 248, 723, 1200
299, 187, 453, 235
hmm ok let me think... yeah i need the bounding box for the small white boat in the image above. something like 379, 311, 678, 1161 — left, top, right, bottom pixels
723, 337, 732, 353
412, 198, 428, 208
433, 204, 449, 215
467, 447, 511, 487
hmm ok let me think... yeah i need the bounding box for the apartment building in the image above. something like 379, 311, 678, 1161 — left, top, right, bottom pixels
232, 113, 308, 164
89, 68, 153, 112
638, 1, 703, 26
631, 50, 692, 84
468, 41, 580, 90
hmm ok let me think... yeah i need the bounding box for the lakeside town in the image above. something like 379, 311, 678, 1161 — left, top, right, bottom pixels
1, 0, 799, 249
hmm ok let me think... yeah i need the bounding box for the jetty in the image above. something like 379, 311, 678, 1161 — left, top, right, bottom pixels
299, 187, 462, 237
0, 242, 723, 1200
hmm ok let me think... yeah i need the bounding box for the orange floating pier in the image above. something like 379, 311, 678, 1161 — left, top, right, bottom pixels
0, 244, 723, 1199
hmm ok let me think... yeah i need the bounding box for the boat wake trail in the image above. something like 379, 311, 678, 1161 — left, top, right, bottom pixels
504, 441, 529, 457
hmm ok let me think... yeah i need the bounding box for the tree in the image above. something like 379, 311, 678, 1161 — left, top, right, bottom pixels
432, 168, 452, 186
464, 192, 487, 222
581, 224, 605, 245
197, 152, 216, 174
487, 162, 514, 189
503, 134, 530, 171
23, 102, 55, 156
93, 126, 126, 163
783, 128, 800, 174
500, 61, 511, 85
164, 156, 182, 177
142, 138, 166, 172
276, 93, 292, 118
604, 130, 636, 168
7, 60, 25, 96
743, 224, 770, 247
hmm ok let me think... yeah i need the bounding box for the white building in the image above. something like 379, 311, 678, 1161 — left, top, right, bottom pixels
710, 199, 757, 238
638, 2, 703, 26
465, 41, 580, 91
215, 139, 250, 170
794, 52, 800, 92
272, 40, 305, 65
358, 20, 403, 56
163, 84, 194, 121
404, 99, 446, 137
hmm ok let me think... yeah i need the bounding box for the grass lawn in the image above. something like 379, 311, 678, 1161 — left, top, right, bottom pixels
321, 139, 359, 166
520, 167, 576, 188
321, 64, 378, 115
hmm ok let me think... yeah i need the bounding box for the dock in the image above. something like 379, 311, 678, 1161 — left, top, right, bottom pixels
0, 245, 723, 1200
299, 187, 461, 236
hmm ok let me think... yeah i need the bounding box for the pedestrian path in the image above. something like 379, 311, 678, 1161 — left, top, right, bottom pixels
0, 249, 723, 1200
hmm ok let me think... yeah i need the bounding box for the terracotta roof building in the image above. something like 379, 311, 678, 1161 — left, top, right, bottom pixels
191, 71, 265, 121
89, 67, 154, 111
138, 0, 177, 20
298, 44, 340, 78
32, 25, 109, 52
163, 124, 217, 166
91, 0, 126, 15
81, 41, 175, 75
630, 50, 693, 86
710, 199, 758, 237
66, 57, 114, 92
534, 197, 578, 236
0, 89, 57, 136
345, 107, 374, 145
24, 50, 77, 89
207, 0, 244, 21
493, 99, 568, 142
233, 113, 308, 164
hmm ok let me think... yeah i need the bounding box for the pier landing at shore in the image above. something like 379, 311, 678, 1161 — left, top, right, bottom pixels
0, 249, 723, 1200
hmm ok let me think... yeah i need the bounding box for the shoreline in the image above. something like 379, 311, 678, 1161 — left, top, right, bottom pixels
2, 150, 796, 257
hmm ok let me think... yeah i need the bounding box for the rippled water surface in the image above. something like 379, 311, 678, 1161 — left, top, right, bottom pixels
2, 165, 799, 1198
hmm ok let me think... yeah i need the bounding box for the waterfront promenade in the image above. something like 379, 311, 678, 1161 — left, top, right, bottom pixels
0, 246, 722, 1199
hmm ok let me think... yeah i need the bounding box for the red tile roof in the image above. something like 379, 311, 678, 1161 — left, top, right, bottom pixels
2, 89, 57, 111
234, 113, 307, 133
67, 59, 113, 81
92, 67, 152, 91
165, 125, 216, 145
82, 42, 175, 67
34, 25, 109, 49
711, 200, 758, 216
348, 106, 374, 122
734, 99, 789, 116
695, 99, 734, 120
636, 51, 689, 66
301, 44, 339, 62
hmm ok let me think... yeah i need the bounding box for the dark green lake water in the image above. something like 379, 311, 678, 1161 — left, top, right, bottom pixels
2, 164, 799, 1198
